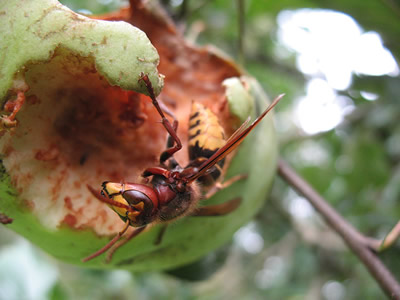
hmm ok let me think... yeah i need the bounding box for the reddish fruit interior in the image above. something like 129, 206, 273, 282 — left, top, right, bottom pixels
0, 2, 243, 236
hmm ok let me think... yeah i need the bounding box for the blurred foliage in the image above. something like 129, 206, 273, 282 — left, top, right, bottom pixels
1, 0, 400, 299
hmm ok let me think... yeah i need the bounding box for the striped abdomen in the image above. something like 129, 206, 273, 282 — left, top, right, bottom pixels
188, 102, 226, 184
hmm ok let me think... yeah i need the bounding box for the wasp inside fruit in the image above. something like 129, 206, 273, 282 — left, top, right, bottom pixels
82, 73, 284, 263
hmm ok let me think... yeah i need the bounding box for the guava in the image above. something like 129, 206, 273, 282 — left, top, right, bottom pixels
0, 0, 278, 271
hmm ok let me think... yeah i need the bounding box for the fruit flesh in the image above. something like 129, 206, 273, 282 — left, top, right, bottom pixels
0, 39, 242, 236
0, 47, 167, 234
0, 1, 279, 271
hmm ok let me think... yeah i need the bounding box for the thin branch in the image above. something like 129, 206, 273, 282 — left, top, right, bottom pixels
236, 0, 245, 66
380, 221, 400, 251
277, 159, 400, 300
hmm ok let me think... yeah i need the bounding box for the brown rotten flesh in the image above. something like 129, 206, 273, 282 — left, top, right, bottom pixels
0, 0, 280, 272
0, 2, 243, 237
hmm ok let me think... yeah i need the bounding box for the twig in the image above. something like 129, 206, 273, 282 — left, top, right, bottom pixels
236, 0, 245, 66
277, 159, 400, 300
382, 221, 400, 249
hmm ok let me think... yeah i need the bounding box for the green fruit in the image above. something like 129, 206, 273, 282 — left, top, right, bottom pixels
0, 0, 278, 271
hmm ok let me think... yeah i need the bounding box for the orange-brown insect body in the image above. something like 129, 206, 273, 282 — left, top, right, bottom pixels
82, 73, 283, 263
188, 102, 226, 185
188, 102, 226, 160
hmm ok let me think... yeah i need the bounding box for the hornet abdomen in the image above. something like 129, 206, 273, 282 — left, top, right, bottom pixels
188, 102, 226, 184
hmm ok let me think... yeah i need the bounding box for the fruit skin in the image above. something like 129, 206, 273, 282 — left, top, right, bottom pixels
0, 0, 163, 100
0, 1, 278, 271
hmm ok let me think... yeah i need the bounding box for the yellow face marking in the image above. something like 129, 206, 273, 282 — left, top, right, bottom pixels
102, 182, 144, 220
107, 194, 130, 218
103, 182, 124, 195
